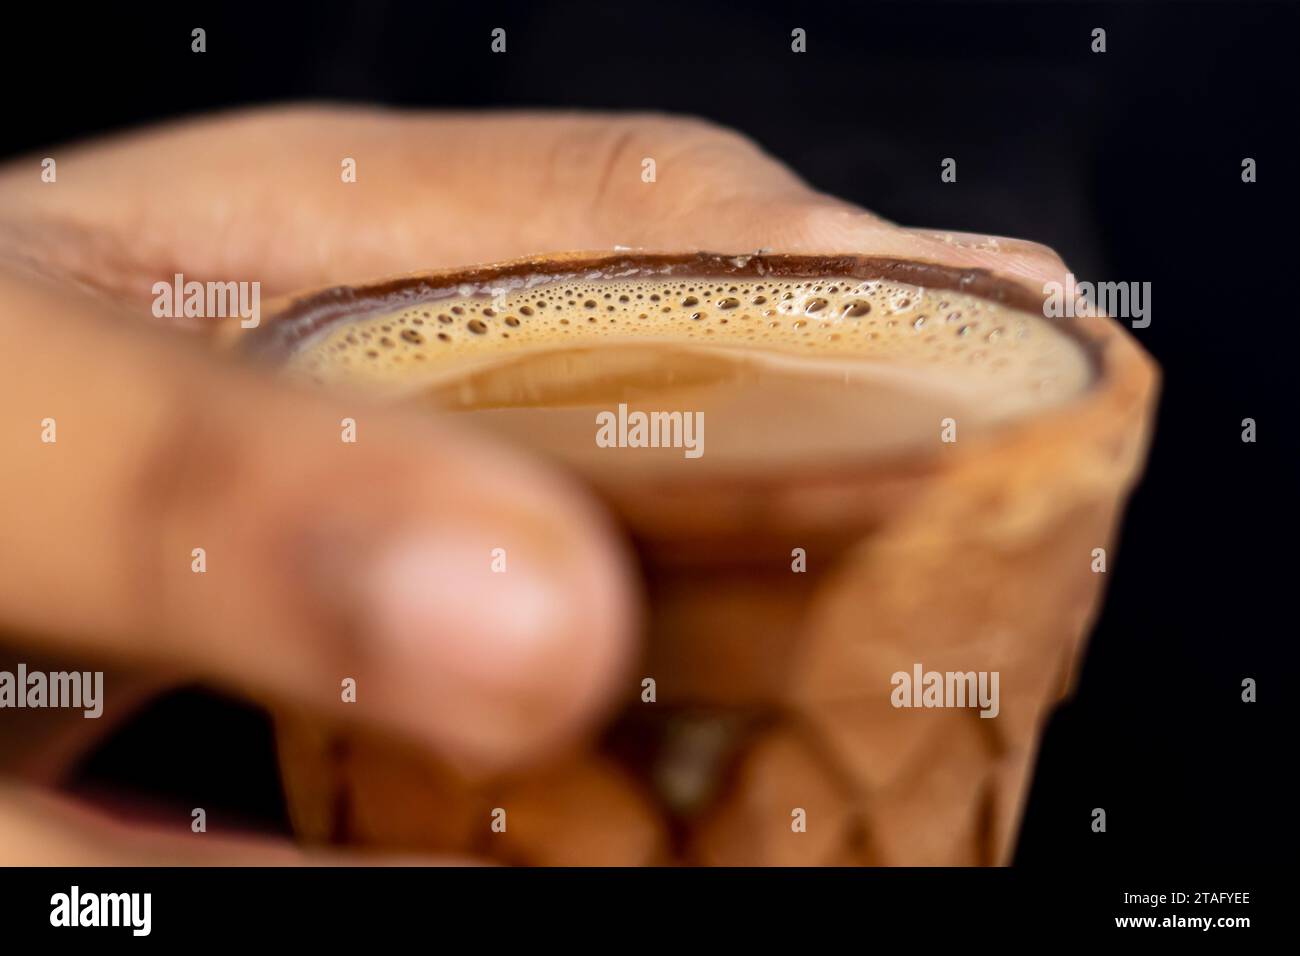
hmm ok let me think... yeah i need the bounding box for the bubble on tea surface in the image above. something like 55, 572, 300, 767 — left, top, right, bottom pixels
287, 274, 1094, 447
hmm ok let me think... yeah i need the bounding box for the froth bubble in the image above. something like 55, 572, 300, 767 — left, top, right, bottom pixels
288, 274, 1093, 412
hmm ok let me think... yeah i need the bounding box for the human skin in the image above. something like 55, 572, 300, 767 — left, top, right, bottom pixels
0, 104, 1073, 864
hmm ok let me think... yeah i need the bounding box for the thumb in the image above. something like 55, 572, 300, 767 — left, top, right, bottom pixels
0, 266, 637, 769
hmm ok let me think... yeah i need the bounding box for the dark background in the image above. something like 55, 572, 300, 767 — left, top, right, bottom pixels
2, 1, 1293, 867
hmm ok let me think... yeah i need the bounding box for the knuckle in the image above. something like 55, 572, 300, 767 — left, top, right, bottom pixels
627, 112, 757, 158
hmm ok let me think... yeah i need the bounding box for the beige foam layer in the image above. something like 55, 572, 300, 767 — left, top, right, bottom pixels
288, 275, 1092, 418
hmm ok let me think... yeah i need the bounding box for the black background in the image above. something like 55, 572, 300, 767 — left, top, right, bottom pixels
1, 0, 1293, 868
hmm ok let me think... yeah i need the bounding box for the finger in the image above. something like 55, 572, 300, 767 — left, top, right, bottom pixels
902, 227, 1072, 286
629, 195, 1072, 289
0, 104, 1066, 300
0, 783, 479, 865
5, 107, 760, 298
0, 266, 637, 770
537, 118, 1074, 287
0, 106, 873, 297
693, 206, 1072, 289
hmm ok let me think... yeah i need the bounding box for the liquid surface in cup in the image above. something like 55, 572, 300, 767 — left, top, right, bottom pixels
288, 275, 1092, 470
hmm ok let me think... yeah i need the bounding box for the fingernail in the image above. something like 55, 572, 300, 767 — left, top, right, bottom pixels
357, 528, 577, 762
367, 527, 568, 673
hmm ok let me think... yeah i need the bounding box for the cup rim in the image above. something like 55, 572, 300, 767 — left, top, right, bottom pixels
232, 251, 1160, 543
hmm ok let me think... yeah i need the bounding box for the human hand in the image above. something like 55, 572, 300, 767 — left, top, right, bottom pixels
0, 104, 1072, 863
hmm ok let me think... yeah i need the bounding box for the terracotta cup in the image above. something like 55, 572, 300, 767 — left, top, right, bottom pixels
235, 252, 1158, 866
